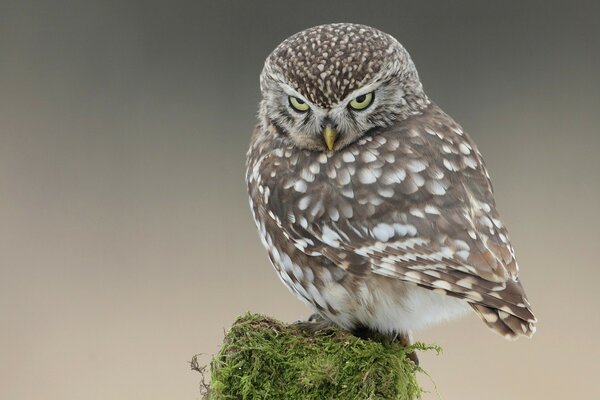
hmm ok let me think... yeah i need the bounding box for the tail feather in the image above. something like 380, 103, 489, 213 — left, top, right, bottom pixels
471, 303, 536, 340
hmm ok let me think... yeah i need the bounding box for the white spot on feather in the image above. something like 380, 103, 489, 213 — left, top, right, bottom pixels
407, 159, 428, 172
362, 152, 378, 163
426, 180, 446, 195
358, 168, 378, 184
321, 225, 341, 247
294, 180, 307, 193
443, 158, 460, 172
463, 156, 478, 169
372, 223, 395, 241
298, 196, 311, 211
459, 143, 471, 155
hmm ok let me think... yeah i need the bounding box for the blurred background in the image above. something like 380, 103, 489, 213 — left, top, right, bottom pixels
1, 1, 599, 399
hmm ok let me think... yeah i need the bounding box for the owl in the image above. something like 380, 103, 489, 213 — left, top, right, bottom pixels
246, 23, 536, 349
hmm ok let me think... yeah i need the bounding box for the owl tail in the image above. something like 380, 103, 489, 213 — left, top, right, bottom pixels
470, 303, 536, 340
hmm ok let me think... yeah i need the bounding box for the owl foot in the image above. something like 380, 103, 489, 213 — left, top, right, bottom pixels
293, 313, 335, 333
352, 326, 419, 366
397, 333, 420, 366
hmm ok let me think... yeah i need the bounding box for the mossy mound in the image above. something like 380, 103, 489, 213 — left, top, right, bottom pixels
201, 313, 437, 400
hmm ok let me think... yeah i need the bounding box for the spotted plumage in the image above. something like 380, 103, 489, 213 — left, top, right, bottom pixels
247, 23, 536, 342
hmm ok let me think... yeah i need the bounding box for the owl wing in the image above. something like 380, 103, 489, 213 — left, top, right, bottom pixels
256, 105, 536, 338
314, 201, 538, 339
288, 192, 536, 339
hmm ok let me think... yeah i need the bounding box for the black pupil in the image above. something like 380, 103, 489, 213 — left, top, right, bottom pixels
296, 98, 304, 104
355, 94, 366, 103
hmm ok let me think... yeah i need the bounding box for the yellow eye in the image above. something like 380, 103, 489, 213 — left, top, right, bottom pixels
289, 96, 310, 112
349, 92, 374, 110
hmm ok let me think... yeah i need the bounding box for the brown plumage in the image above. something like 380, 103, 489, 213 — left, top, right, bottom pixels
247, 23, 536, 342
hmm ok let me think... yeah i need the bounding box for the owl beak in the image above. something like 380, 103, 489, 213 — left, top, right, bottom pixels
323, 124, 337, 150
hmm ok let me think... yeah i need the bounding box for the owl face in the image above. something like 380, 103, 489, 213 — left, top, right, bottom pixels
258, 23, 429, 151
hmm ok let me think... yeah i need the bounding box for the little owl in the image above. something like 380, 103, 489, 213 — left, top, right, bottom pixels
246, 23, 536, 352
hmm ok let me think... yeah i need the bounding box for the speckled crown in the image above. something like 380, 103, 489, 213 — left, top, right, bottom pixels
266, 23, 401, 108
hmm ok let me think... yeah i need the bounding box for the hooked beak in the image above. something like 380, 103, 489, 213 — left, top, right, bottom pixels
322, 124, 337, 151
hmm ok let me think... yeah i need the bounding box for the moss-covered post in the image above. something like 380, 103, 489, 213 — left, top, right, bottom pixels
194, 313, 435, 400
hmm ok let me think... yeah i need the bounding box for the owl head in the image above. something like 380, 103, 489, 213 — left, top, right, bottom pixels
259, 23, 429, 151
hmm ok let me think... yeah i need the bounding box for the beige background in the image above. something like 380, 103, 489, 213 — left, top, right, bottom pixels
1, 1, 599, 399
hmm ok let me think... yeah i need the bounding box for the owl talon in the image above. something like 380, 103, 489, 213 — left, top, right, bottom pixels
352, 327, 420, 365
408, 351, 420, 366
293, 315, 334, 333
396, 333, 419, 366
308, 312, 323, 322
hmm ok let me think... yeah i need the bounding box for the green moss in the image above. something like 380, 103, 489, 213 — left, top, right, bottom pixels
202, 313, 439, 400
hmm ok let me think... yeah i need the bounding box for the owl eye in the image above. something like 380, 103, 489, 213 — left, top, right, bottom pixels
349, 92, 374, 111
288, 96, 310, 112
